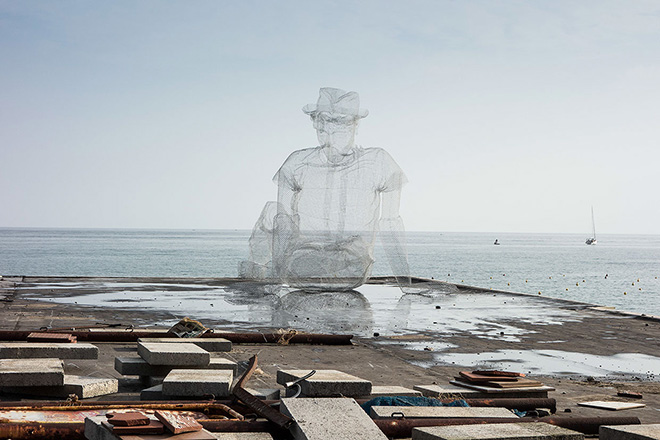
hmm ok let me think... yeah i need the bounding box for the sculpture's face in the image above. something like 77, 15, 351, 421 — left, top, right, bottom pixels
313, 112, 358, 153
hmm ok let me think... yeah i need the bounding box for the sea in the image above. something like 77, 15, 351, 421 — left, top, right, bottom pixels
1, 228, 659, 316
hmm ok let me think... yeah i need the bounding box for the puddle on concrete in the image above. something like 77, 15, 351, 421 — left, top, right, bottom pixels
17, 280, 583, 340
414, 349, 660, 379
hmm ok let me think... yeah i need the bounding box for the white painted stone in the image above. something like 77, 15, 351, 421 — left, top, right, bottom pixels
0, 342, 98, 359
162, 369, 233, 397
281, 397, 387, 440
412, 422, 584, 440
277, 369, 371, 397
600, 424, 660, 440
138, 337, 232, 352
370, 406, 515, 419
0, 358, 64, 387
137, 342, 210, 366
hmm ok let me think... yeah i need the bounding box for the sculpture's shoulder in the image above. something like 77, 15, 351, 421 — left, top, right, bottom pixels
281, 146, 321, 167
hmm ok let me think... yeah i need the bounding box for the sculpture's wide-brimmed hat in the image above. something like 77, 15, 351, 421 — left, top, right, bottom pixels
303, 87, 369, 119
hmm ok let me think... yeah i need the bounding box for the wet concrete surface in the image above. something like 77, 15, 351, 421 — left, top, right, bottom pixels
2, 276, 660, 425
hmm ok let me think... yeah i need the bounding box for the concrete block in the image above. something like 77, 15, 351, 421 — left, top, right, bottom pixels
277, 369, 372, 397
368, 385, 422, 397
212, 434, 274, 439
139, 337, 232, 352
162, 369, 233, 397
0, 358, 64, 387
140, 384, 164, 400
137, 342, 210, 366
414, 384, 487, 398
244, 387, 281, 400
412, 422, 584, 440
2, 375, 117, 399
281, 397, 387, 440
84, 415, 120, 440
0, 342, 98, 359
141, 375, 165, 387
600, 424, 660, 440
115, 355, 236, 376
370, 406, 515, 419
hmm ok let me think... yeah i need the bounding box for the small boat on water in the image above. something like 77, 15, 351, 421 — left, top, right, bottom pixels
585, 206, 597, 245
494, 239, 500, 245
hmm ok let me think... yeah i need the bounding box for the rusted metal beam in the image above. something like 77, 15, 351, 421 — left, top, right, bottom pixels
0, 330, 353, 344
0, 422, 85, 440
374, 416, 641, 438
232, 354, 293, 429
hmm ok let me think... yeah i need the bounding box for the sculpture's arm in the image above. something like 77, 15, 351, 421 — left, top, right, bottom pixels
379, 189, 412, 290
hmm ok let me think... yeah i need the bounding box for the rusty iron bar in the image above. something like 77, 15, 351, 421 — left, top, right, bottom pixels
232, 354, 293, 429
353, 398, 557, 413
0, 422, 85, 440
374, 416, 641, 438
0, 330, 353, 344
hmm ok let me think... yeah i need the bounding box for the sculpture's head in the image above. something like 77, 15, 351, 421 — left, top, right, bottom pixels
303, 88, 368, 154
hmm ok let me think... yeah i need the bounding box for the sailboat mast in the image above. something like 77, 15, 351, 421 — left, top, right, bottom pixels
591, 206, 596, 239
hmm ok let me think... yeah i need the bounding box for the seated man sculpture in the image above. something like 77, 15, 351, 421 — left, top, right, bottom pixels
240, 87, 410, 291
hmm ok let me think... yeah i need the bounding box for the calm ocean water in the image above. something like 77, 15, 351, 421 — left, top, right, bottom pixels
1, 228, 659, 315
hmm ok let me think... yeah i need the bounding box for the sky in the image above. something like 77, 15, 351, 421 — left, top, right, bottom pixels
1, 1, 659, 234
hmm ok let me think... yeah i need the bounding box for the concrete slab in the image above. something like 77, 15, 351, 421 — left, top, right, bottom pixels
137, 342, 210, 366
212, 434, 274, 440
1, 375, 117, 398
244, 387, 281, 400
138, 337, 232, 352
162, 369, 233, 397
600, 424, 660, 440
577, 401, 646, 411
368, 385, 422, 397
0, 358, 64, 387
412, 422, 584, 440
414, 384, 488, 398
281, 397, 387, 440
140, 384, 164, 401
370, 406, 515, 419
277, 369, 372, 397
0, 342, 98, 359
85, 415, 121, 440
115, 356, 236, 376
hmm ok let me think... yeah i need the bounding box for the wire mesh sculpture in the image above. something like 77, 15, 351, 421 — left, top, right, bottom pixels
240, 87, 411, 291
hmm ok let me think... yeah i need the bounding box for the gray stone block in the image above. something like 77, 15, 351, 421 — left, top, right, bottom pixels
0, 358, 64, 387
138, 337, 232, 352
84, 415, 120, 440
414, 384, 487, 398
600, 424, 660, 440
137, 342, 210, 366
277, 369, 371, 397
212, 434, 274, 439
281, 397, 388, 440
115, 355, 236, 376
244, 387, 281, 400
368, 385, 422, 397
162, 369, 233, 397
412, 422, 584, 440
2, 375, 117, 399
370, 406, 515, 419
140, 384, 164, 400
0, 342, 98, 359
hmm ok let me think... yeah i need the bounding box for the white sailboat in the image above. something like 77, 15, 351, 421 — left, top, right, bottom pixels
585, 206, 597, 245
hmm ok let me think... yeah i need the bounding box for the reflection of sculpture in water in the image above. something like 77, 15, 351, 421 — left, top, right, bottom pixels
240, 87, 410, 291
